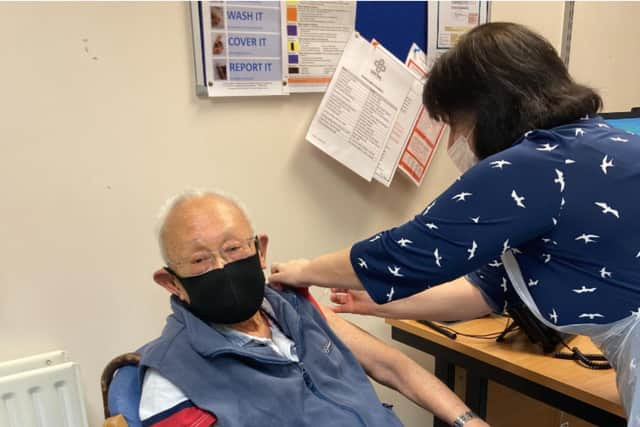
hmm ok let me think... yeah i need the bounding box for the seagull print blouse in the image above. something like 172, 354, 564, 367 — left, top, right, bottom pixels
350, 116, 640, 326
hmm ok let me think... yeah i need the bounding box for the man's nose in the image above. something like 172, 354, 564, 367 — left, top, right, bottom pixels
212, 255, 227, 269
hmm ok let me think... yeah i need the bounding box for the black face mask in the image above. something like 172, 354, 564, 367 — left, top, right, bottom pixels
166, 252, 266, 324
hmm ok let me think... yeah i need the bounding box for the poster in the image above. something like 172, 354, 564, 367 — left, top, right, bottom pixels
398, 44, 447, 186
306, 33, 415, 181
373, 76, 424, 186
398, 108, 446, 186
371, 40, 423, 187
203, 1, 289, 97
426, 1, 489, 73
286, 1, 356, 93
405, 42, 427, 76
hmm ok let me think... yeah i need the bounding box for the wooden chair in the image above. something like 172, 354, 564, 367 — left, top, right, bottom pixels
100, 352, 141, 427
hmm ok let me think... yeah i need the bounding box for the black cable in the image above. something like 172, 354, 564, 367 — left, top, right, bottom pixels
495, 318, 520, 343
421, 317, 516, 340
572, 347, 611, 369
554, 338, 612, 370
422, 317, 611, 369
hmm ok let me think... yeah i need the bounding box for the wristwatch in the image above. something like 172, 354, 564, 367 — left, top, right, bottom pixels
452, 410, 478, 427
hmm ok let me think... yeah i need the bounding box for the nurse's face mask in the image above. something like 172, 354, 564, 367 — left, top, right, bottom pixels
447, 126, 478, 173
165, 236, 266, 324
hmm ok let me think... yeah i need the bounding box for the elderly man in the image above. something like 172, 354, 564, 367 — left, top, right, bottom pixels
138, 190, 487, 427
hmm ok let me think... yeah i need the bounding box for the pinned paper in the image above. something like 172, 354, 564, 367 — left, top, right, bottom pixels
306, 33, 417, 182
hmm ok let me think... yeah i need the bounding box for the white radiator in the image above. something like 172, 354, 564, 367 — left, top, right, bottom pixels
0, 351, 66, 379
0, 353, 88, 427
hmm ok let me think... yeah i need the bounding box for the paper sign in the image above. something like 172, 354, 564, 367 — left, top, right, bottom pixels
204, 1, 289, 97
398, 44, 447, 186
426, 1, 488, 73
286, 1, 356, 93
306, 33, 415, 181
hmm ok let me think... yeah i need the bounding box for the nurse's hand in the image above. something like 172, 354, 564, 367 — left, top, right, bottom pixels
330, 288, 381, 316
270, 259, 311, 288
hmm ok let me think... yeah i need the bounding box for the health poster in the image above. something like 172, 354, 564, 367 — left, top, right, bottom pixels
426, 1, 488, 73
306, 33, 415, 181
285, 1, 356, 93
398, 44, 446, 186
398, 108, 446, 186
204, 1, 289, 97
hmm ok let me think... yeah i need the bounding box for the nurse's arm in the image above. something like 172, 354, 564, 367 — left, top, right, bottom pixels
318, 304, 489, 427
334, 277, 493, 322
270, 248, 364, 290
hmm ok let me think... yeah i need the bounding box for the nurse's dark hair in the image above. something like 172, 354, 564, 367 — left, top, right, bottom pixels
424, 22, 602, 160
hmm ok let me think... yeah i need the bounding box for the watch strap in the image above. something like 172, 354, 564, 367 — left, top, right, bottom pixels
452, 410, 478, 427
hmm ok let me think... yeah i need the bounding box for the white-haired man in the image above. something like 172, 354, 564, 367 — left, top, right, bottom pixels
138, 190, 487, 427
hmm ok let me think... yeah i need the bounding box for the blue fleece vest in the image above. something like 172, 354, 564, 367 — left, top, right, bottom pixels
139, 287, 404, 427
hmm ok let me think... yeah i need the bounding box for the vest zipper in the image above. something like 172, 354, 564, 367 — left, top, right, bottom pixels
207, 293, 369, 425
288, 296, 366, 424
210, 350, 366, 423
297, 361, 366, 425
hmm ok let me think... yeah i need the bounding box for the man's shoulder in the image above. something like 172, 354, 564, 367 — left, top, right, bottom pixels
138, 314, 186, 366
264, 286, 302, 309
266, 287, 325, 317
265, 287, 331, 337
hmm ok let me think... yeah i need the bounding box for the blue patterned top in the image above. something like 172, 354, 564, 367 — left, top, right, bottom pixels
351, 116, 640, 326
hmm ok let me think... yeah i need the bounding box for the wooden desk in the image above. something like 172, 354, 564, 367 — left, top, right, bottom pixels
388, 317, 625, 426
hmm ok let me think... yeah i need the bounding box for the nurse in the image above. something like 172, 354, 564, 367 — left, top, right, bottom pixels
270, 22, 640, 424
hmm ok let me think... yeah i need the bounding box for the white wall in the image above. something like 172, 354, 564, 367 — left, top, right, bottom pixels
0, 2, 637, 426
491, 1, 565, 50
569, 1, 640, 111
491, 1, 640, 112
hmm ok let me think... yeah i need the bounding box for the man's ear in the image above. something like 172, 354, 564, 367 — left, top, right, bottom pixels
257, 233, 269, 269
153, 268, 189, 303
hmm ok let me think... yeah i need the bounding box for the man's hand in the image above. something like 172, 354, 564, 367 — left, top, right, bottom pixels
269, 259, 312, 288
330, 288, 381, 316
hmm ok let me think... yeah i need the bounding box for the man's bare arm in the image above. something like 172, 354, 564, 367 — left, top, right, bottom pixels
317, 305, 489, 427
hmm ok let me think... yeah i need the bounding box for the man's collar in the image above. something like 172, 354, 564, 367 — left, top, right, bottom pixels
211, 299, 274, 347
168, 287, 301, 356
